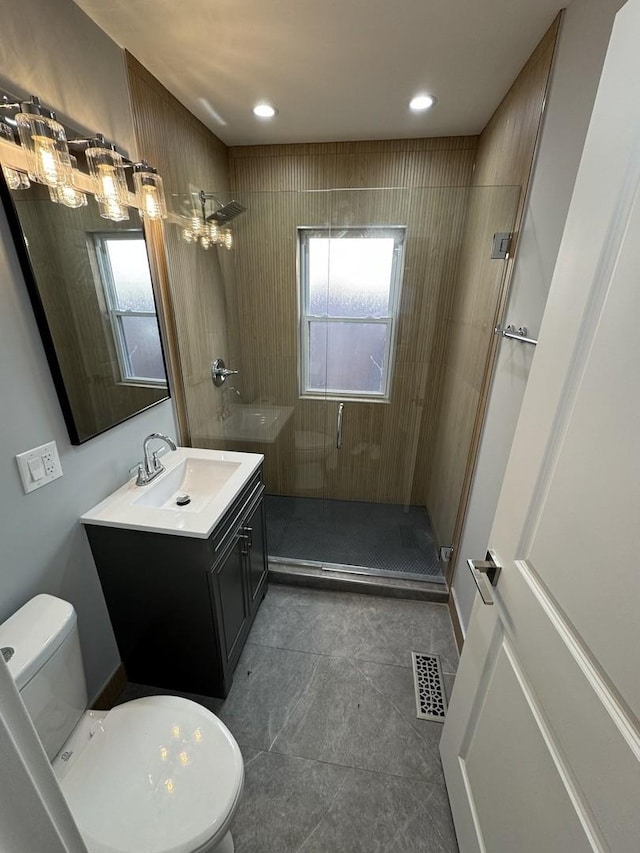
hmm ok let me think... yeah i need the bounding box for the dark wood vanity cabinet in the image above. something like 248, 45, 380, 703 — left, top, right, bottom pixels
84, 469, 268, 699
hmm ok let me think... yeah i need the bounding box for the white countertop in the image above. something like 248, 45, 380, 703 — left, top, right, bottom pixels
80, 447, 263, 539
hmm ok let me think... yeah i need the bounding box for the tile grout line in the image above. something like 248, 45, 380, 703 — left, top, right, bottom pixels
244, 639, 409, 669
351, 658, 447, 750
263, 744, 450, 789
244, 639, 458, 676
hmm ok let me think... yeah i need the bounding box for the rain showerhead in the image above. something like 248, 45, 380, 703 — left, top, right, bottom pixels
206, 199, 247, 225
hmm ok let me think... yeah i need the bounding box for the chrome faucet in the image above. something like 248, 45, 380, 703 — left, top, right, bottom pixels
133, 433, 177, 486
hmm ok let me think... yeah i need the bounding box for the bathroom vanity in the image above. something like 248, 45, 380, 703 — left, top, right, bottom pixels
81, 448, 268, 698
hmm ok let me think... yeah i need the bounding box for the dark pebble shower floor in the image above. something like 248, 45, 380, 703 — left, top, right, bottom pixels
265, 494, 444, 582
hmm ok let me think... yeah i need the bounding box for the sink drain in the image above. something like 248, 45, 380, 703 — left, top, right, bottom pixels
176, 494, 191, 506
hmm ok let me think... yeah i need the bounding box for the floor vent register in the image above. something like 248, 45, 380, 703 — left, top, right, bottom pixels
411, 651, 448, 722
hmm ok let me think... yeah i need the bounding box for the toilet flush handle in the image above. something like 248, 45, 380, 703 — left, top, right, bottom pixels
336, 402, 345, 450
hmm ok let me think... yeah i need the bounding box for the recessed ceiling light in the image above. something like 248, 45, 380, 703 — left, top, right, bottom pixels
409, 94, 436, 112
252, 103, 278, 119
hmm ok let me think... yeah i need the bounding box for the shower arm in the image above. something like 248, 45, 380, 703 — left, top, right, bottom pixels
199, 190, 220, 223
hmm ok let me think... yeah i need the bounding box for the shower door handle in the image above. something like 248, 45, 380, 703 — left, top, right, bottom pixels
336, 402, 345, 449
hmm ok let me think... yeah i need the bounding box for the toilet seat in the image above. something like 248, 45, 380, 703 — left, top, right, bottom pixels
59, 695, 244, 853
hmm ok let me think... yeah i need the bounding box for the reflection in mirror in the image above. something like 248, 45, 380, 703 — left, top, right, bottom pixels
0, 178, 169, 443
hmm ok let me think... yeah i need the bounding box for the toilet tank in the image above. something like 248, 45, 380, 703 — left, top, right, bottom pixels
0, 594, 87, 760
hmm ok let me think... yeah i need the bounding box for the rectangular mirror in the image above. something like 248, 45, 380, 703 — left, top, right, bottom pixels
0, 175, 170, 444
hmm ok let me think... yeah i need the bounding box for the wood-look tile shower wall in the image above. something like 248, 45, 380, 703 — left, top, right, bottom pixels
126, 54, 240, 445
228, 138, 477, 502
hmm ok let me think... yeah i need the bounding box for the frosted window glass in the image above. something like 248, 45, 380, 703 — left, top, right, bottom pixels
309, 321, 387, 394
120, 315, 165, 381
300, 227, 405, 399
104, 238, 155, 311
308, 237, 395, 317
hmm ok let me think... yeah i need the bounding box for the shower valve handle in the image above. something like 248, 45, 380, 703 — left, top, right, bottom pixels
211, 358, 239, 387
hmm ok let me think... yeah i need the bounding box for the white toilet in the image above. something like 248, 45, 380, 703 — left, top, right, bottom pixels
294, 429, 336, 492
0, 594, 244, 853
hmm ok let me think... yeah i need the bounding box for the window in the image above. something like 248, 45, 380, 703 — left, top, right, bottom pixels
93, 233, 165, 386
299, 227, 405, 399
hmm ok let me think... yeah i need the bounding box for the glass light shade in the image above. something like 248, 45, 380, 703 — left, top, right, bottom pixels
97, 197, 130, 222
86, 142, 128, 206
15, 108, 73, 188
223, 228, 233, 250
182, 227, 195, 244
47, 154, 87, 208
208, 223, 220, 243
200, 234, 211, 250
2, 165, 30, 190
134, 167, 167, 220
48, 183, 88, 208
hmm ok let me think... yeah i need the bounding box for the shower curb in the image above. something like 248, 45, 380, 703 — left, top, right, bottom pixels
268, 562, 448, 603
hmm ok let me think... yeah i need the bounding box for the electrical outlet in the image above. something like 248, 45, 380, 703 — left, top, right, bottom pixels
16, 441, 63, 494
42, 450, 56, 476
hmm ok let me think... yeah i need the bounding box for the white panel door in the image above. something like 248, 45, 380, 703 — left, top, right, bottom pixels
440, 1, 640, 850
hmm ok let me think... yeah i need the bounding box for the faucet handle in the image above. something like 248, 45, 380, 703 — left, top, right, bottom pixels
129, 463, 147, 486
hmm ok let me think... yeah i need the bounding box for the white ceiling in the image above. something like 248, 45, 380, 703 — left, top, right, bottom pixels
73, 0, 566, 147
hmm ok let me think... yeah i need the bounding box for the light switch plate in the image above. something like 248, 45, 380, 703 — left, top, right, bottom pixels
16, 441, 63, 494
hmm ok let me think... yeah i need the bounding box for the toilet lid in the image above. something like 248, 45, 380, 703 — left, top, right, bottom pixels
60, 696, 243, 853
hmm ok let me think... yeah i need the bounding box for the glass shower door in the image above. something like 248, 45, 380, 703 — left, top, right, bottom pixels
178, 183, 521, 586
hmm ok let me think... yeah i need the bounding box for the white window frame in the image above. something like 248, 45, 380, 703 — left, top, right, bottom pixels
298, 226, 406, 401
93, 231, 164, 387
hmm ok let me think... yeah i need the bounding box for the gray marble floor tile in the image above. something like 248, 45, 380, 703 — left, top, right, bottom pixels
217, 643, 321, 751
230, 751, 350, 853
249, 585, 458, 672
272, 655, 444, 783
298, 768, 458, 853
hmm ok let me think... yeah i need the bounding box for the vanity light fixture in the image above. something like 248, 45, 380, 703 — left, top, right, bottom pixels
1, 91, 168, 223
409, 93, 436, 112
252, 103, 278, 119
48, 155, 87, 208
14, 97, 74, 188
133, 162, 167, 220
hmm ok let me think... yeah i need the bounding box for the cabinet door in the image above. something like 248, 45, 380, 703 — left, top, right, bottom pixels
245, 499, 267, 606
214, 534, 248, 664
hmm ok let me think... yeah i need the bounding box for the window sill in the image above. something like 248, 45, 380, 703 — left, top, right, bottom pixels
300, 392, 391, 404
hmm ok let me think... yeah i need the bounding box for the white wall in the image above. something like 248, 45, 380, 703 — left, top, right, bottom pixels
452, 0, 626, 634
0, 0, 177, 699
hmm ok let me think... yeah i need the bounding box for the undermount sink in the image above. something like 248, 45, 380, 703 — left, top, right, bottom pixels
80, 447, 263, 538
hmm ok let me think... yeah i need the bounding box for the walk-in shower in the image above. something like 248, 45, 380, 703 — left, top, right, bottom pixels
171, 183, 519, 586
